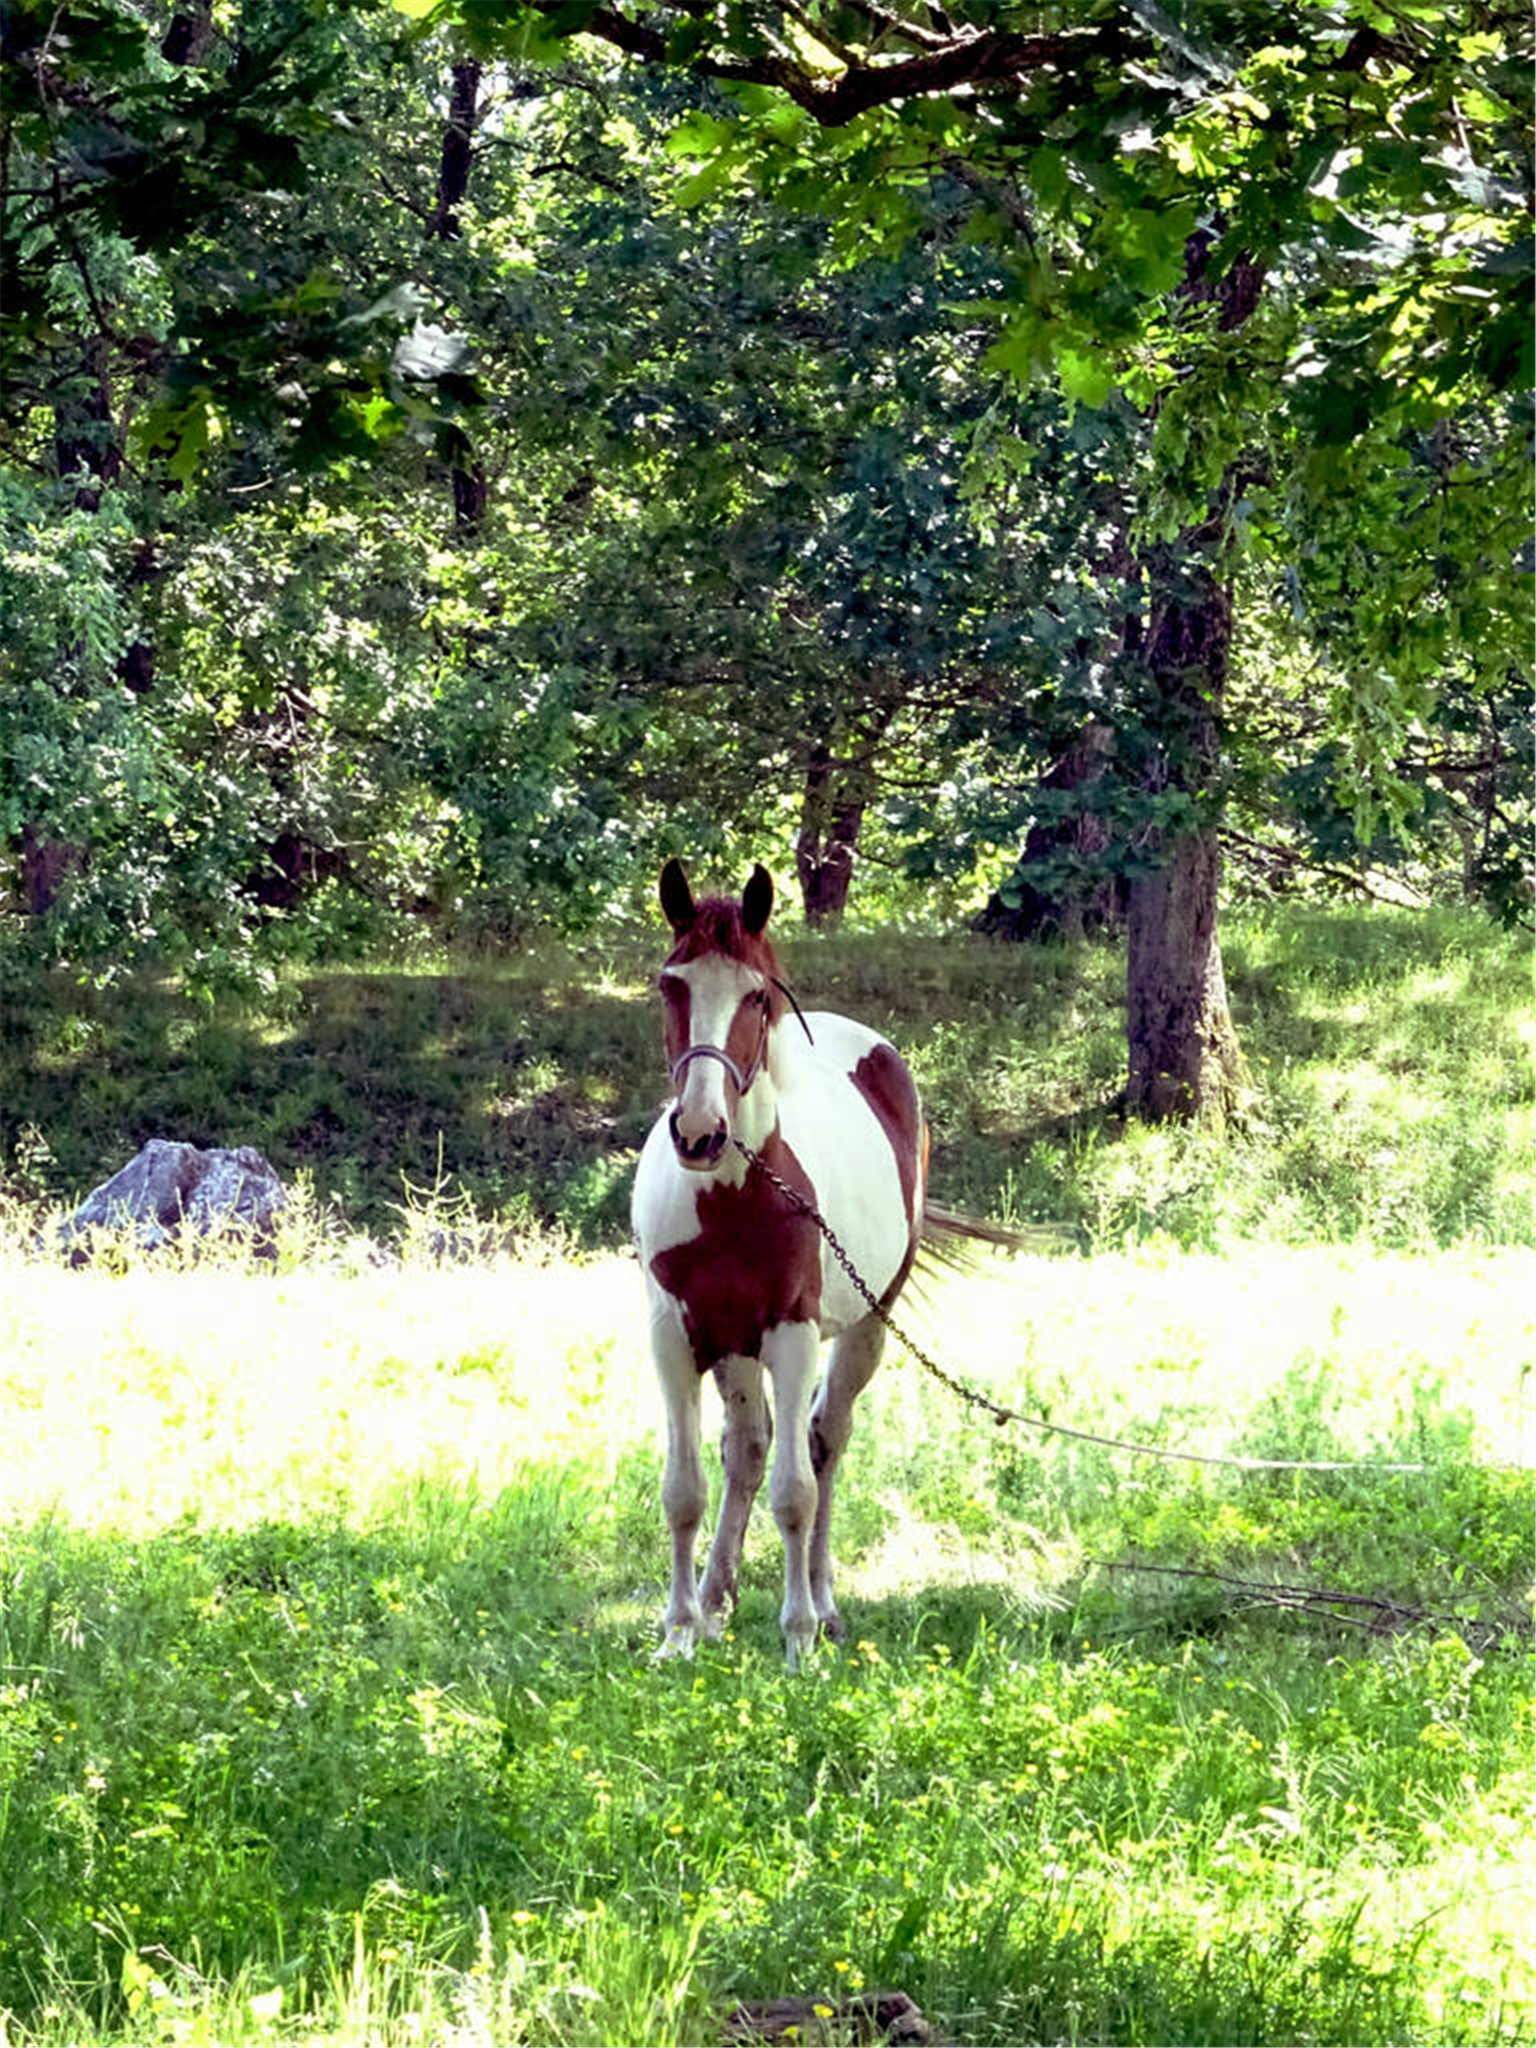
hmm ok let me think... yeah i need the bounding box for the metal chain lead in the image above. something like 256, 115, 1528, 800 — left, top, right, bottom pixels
730, 1135, 1428, 1476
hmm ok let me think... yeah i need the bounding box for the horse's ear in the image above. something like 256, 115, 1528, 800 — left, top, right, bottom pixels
742, 864, 774, 936
660, 858, 696, 933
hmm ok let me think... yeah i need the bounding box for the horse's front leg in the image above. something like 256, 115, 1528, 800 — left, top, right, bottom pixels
762, 1319, 821, 1670
698, 1355, 771, 1638
650, 1311, 706, 1660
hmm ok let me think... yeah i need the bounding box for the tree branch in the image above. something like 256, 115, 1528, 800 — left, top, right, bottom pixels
554, 4, 1111, 128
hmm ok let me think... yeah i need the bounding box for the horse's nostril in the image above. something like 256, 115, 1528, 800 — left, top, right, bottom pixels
669, 1111, 727, 1166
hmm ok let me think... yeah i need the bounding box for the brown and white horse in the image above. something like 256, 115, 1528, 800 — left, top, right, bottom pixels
631, 858, 928, 1668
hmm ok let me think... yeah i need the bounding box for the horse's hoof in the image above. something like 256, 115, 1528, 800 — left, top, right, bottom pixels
700, 1609, 728, 1642
652, 1623, 698, 1662
817, 1607, 847, 1643
783, 1624, 818, 1672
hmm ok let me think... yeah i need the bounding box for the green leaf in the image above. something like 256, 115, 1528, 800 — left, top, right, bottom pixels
1058, 346, 1115, 409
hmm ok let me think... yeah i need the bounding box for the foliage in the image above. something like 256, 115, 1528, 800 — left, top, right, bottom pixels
4, 4, 1530, 985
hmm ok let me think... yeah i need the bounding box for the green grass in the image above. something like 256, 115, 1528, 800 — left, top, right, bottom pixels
0, 903, 1531, 2043
1, 902, 1530, 1250
1, 1238, 1531, 2046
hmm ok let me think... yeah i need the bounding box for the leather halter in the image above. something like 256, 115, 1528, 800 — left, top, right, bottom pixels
670, 1037, 765, 1100
666, 978, 812, 1105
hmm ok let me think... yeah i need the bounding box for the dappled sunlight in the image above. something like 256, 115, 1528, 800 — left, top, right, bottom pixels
871, 1246, 1534, 1471
844, 1490, 1074, 1609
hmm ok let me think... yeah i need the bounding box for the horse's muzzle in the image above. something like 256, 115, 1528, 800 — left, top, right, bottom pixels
669, 1108, 727, 1171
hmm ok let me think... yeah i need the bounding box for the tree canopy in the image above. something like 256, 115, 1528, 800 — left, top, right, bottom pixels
1, 0, 1529, 1101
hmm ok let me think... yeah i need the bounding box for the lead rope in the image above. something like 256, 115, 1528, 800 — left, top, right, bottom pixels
729, 1134, 1430, 1476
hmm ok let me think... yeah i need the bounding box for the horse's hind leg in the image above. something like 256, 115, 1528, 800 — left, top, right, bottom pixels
807, 1313, 885, 1640
698, 1354, 771, 1637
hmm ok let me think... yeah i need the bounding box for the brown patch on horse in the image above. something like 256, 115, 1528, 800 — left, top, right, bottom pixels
851, 1048, 924, 1310
851, 1045, 923, 1222
650, 1127, 822, 1369
659, 973, 692, 1070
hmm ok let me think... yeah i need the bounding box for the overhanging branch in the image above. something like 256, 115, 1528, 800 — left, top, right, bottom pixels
545, 3, 1111, 127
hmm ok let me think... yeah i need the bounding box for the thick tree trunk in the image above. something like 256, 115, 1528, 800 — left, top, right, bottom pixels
1119, 230, 1261, 1123
1126, 822, 1241, 1119
795, 742, 864, 925
974, 722, 1121, 940
1123, 561, 1244, 1122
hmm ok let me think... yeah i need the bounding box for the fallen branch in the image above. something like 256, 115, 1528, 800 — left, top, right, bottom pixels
1087, 1556, 1510, 1648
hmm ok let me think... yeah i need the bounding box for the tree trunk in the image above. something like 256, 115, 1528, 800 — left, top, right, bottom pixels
160, 3, 213, 65
430, 60, 481, 237
1119, 231, 1261, 1123
1123, 559, 1244, 1122
20, 826, 86, 916
974, 722, 1121, 939
795, 742, 864, 925
429, 60, 486, 536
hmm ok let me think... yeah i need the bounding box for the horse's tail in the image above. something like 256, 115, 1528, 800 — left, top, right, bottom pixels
913, 1117, 1040, 1266
920, 1199, 1038, 1266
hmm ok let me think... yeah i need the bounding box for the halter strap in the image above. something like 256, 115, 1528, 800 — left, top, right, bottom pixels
670, 1042, 760, 1097
667, 978, 812, 1101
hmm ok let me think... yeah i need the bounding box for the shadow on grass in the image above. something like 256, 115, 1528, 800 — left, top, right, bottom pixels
1, 965, 665, 1244
3, 904, 1530, 1249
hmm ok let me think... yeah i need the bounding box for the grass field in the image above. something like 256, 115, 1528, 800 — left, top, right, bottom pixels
1, 904, 1532, 2045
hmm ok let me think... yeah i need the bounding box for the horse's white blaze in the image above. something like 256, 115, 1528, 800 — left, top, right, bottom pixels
663, 955, 765, 1146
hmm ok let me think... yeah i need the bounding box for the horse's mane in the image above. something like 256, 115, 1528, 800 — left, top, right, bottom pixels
665, 897, 782, 975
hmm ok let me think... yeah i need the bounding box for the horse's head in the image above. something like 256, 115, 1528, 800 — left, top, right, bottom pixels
656, 858, 786, 1171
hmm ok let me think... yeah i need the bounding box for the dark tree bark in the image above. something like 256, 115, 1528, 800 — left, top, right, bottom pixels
974, 722, 1122, 940
1123, 564, 1244, 1120
20, 826, 85, 916
795, 742, 864, 926
428, 60, 486, 536
248, 829, 348, 911
1118, 232, 1261, 1123
429, 60, 481, 237
160, 3, 213, 65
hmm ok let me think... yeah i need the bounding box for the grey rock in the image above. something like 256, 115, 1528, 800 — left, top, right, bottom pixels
59, 1140, 287, 1252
